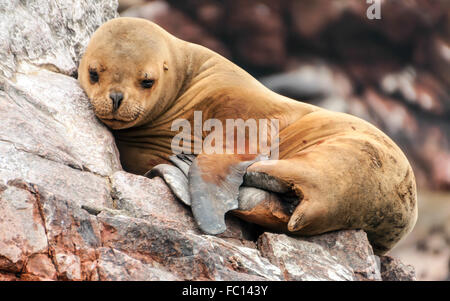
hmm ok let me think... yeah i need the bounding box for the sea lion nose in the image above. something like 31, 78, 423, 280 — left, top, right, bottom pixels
110, 92, 124, 111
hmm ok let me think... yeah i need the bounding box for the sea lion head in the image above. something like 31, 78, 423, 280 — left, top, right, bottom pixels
78, 17, 177, 130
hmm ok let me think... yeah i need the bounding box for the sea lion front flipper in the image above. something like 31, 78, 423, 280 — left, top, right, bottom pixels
188, 154, 267, 235
169, 154, 195, 176
145, 154, 196, 206
145, 164, 191, 206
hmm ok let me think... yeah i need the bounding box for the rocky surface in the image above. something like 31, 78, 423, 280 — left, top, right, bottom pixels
0, 0, 416, 281
0, 0, 118, 79
379, 256, 416, 281
258, 231, 381, 281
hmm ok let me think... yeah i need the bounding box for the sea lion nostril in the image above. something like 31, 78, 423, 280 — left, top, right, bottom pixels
110, 92, 124, 111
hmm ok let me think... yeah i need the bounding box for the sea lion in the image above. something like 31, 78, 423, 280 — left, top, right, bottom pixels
78, 17, 417, 254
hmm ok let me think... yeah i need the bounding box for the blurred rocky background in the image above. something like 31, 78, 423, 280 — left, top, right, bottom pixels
119, 0, 450, 280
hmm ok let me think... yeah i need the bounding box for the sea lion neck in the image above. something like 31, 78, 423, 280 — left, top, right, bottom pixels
167, 38, 209, 108
133, 37, 221, 128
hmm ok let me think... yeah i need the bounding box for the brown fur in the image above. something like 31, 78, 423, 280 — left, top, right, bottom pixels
79, 17, 417, 254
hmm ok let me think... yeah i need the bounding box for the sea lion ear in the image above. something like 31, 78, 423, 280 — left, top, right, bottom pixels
163, 62, 169, 71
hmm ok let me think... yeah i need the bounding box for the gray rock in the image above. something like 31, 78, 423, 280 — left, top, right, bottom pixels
0, 66, 122, 178
299, 230, 382, 281
97, 247, 180, 281
0, 0, 118, 78
260, 62, 353, 102
0, 183, 48, 273
258, 233, 355, 281
97, 209, 283, 280
258, 231, 381, 281
379, 255, 417, 281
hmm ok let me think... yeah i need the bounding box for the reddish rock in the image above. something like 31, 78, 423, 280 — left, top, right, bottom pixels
379, 255, 416, 281
194, 1, 225, 33
121, 1, 230, 58
0, 182, 48, 274
97, 248, 179, 281
224, 0, 287, 69
380, 68, 450, 116
260, 60, 353, 100
421, 127, 450, 190
118, 0, 145, 12
23, 254, 57, 280
366, 0, 448, 43
166, 0, 226, 34
97, 212, 282, 280
289, 0, 365, 39
0, 272, 19, 281
167, 0, 289, 69
289, 0, 447, 44
299, 230, 382, 281
365, 89, 419, 137
429, 35, 450, 88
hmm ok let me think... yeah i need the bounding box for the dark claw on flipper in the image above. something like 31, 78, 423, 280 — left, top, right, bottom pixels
244, 170, 301, 207
235, 186, 297, 232
144, 164, 191, 206
238, 186, 275, 210
243, 171, 291, 194
189, 155, 267, 235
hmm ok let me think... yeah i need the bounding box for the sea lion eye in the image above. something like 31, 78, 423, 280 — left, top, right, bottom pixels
141, 79, 154, 89
89, 70, 99, 83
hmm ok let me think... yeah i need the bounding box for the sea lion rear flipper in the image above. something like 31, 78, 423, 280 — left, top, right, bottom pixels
246, 159, 326, 235
235, 186, 296, 232
188, 154, 267, 235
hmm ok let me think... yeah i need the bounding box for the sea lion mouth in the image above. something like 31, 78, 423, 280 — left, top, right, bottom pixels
95, 110, 140, 123
99, 116, 139, 129
102, 117, 129, 122
91, 103, 143, 129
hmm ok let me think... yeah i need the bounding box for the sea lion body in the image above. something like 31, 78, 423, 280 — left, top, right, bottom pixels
79, 18, 417, 254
